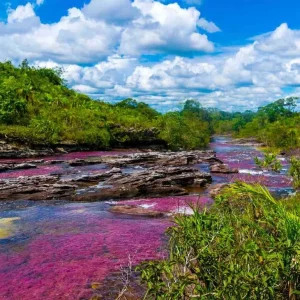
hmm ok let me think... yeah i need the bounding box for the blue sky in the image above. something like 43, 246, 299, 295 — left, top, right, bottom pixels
1, 0, 300, 111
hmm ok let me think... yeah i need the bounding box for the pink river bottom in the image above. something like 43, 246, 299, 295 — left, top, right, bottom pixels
0, 137, 293, 299
0, 203, 171, 299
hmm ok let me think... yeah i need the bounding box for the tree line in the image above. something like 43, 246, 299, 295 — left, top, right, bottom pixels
0, 60, 211, 150
0, 60, 299, 152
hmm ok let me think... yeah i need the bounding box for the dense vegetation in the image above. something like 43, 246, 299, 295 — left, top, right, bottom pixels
139, 182, 300, 299
0, 61, 210, 150
1, 60, 299, 152
214, 97, 300, 151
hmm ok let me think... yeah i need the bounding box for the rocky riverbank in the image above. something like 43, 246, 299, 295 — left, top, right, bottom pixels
0, 150, 237, 202
0, 129, 168, 159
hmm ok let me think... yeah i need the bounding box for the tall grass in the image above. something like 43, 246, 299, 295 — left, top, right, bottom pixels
138, 182, 300, 299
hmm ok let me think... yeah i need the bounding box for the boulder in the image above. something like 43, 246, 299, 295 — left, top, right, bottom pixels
210, 163, 238, 174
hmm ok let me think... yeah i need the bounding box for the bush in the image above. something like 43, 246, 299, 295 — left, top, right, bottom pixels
254, 153, 282, 172
138, 182, 300, 299
0, 61, 212, 150
289, 157, 300, 189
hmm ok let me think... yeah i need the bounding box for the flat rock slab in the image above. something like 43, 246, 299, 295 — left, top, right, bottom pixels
0, 163, 37, 172
109, 205, 165, 218
210, 163, 238, 174
0, 175, 77, 201
65, 150, 217, 168
0, 150, 221, 201
229, 138, 265, 147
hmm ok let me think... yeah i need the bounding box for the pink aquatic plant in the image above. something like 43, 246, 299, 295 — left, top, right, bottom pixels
0, 137, 294, 300
0, 165, 62, 179
0, 208, 170, 300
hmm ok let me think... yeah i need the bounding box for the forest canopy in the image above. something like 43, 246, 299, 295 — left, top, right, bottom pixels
0, 60, 211, 150
0, 60, 299, 151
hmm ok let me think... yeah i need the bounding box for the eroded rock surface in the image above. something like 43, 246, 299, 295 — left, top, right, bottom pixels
66, 150, 217, 168
109, 205, 164, 218
229, 138, 265, 147
72, 166, 211, 202
0, 150, 218, 201
0, 175, 76, 201
210, 163, 238, 174
0, 163, 37, 173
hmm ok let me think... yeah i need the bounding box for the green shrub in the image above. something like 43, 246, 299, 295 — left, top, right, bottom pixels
138, 182, 300, 299
0, 61, 212, 150
289, 157, 300, 189
254, 153, 283, 172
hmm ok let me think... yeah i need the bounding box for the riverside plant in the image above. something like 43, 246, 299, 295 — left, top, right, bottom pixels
289, 157, 300, 189
254, 153, 283, 172
138, 182, 300, 299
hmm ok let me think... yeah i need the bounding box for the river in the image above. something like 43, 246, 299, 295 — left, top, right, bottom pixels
0, 136, 293, 299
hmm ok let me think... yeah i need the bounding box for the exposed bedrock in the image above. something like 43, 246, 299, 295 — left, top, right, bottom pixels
65, 150, 218, 168
228, 137, 266, 147
0, 151, 238, 201
0, 163, 37, 172
71, 166, 211, 202
109, 205, 165, 218
210, 163, 238, 174
0, 150, 222, 201
0, 167, 211, 201
0, 175, 76, 201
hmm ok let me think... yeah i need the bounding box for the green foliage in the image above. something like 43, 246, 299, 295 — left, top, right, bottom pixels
1, 60, 298, 151
158, 111, 210, 150
0, 61, 211, 149
210, 97, 300, 151
257, 98, 298, 123
254, 153, 283, 172
289, 157, 300, 189
138, 182, 300, 299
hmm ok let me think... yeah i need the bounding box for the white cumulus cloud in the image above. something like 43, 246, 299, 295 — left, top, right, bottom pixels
119, 0, 214, 55
7, 3, 35, 23
82, 0, 139, 24
1, 1, 299, 111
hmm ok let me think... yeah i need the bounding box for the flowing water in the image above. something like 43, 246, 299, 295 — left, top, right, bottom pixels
0, 137, 293, 300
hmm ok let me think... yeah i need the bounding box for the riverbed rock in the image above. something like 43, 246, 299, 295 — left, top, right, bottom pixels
0, 175, 77, 201
0, 149, 219, 201
12, 163, 37, 170
94, 150, 217, 168
0, 164, 212, 201
210, 163, 238, 174
229, 138, 265, 147
27, 159, 45, 164
72, 166, 211, 202
0, 139, 54, 158
49, 160, 65, 165
0, 163, 37, 173
69, 168, 122, 182
109, 205, 164, 218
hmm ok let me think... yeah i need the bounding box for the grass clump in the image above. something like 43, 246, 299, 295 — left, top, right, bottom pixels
138, 182, 300, 299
